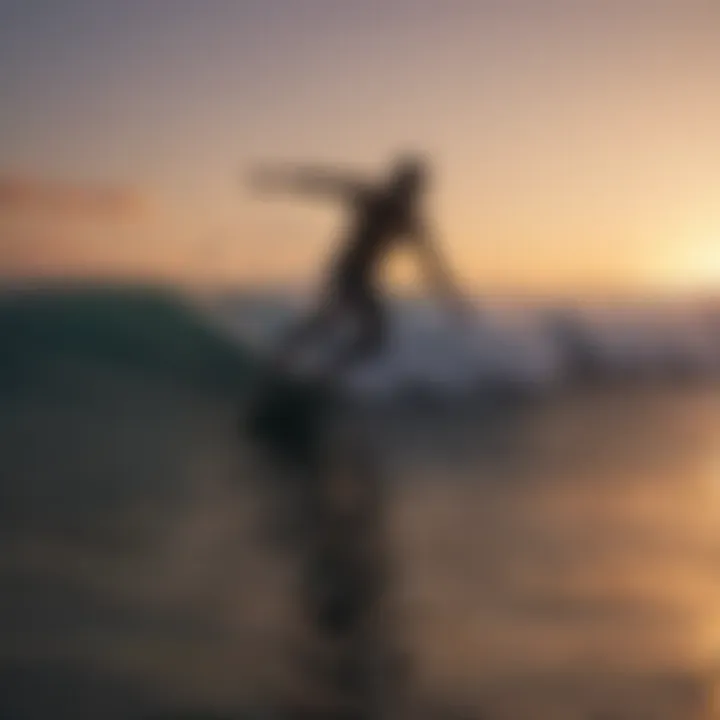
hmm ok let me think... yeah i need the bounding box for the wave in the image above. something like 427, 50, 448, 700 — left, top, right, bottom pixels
209, 293, 720, 401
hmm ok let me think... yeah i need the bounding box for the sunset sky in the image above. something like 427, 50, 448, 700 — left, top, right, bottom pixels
1, 0, 719, 295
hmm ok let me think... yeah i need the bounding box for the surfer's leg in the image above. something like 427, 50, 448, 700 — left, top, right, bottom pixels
325, 285, 385, 376
272, 292, 340, 372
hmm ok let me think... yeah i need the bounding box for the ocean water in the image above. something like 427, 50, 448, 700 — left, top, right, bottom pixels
2, 345, 720, 719
384, 386, 720, 719
208, 292, 720, 398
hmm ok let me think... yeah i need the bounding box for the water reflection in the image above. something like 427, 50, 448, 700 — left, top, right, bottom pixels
1, 375, 720, 719
385, 387, 720, 718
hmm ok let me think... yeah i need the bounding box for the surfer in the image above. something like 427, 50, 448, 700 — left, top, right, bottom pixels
248, 155, 468, 378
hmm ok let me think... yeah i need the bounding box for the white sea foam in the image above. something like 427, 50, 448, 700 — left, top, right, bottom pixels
208, 293, 720, 400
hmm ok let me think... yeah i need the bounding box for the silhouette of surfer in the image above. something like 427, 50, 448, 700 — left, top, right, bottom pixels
249, 155, 468, 378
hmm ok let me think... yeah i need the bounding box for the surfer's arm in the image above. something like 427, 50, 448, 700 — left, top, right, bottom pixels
248, 165, 368, 201
413, 225, 467, 316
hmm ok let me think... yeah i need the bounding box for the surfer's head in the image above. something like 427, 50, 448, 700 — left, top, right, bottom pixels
389, 155, 428, 199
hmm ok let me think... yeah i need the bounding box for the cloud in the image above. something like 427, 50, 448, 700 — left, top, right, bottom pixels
0, 174, 151, 222
0, 175, 163, 281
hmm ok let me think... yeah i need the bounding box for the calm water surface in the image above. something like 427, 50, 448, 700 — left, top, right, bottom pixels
1, 369, 720, 719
